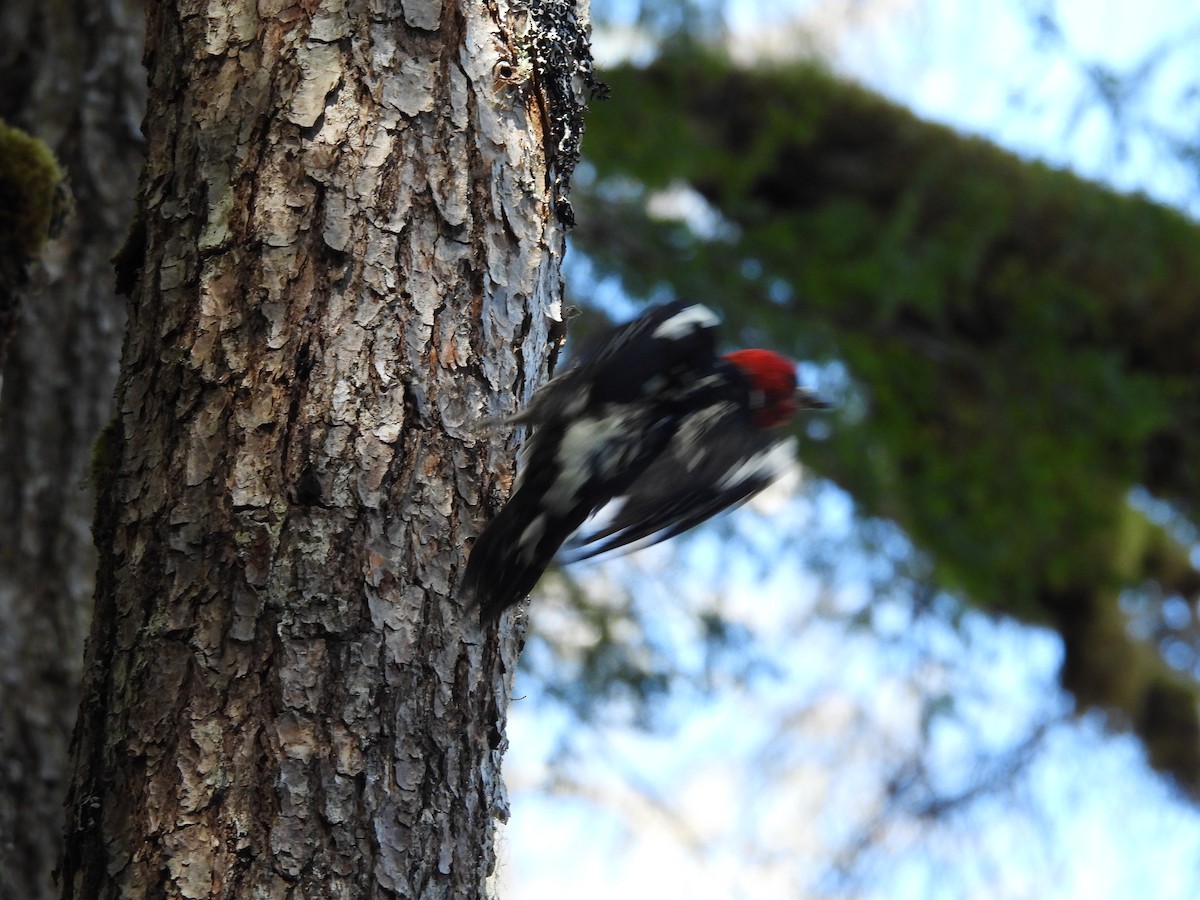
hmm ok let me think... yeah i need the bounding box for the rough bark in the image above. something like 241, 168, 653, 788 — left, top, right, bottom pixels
0, 0, 143, 896
60, 0, 587, 896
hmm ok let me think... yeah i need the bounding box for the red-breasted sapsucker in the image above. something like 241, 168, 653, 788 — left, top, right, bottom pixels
463, 300, 826, 621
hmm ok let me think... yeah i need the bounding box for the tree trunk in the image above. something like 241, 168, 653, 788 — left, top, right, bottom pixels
60, 0, 590, 896
0, 0, 143, 896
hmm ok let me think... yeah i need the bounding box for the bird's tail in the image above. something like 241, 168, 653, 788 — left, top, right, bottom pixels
462, 488, 571, 622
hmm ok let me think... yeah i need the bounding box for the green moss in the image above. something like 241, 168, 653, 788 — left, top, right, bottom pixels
0, 120, 65, 261
89, 418, 121, 491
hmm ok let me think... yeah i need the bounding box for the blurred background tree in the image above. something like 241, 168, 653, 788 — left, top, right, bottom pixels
0, 1, 141, 897
575, 51, 1200, 782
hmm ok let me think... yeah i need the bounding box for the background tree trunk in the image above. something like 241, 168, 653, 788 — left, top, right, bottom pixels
0, 0, 144, 896
59, 0, 587, 896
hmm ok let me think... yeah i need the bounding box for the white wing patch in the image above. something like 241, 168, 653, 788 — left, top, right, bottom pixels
518, 513, 547, 562
651, 304, 720, 339
575, 496, 627, 540
676, 402, 735, 469
717, 437, 797, 490
544, 411, 634, 512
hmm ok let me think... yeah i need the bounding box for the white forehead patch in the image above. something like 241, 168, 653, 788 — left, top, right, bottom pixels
652, 304, 720, 339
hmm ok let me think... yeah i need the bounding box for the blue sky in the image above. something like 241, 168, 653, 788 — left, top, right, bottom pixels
799, 0, 1200, 214
499, 491, 1200, 898
495, 3, 1200, 897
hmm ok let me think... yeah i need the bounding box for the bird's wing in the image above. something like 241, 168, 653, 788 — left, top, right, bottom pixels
565, 402, 797, 560
511, 301, 721, 425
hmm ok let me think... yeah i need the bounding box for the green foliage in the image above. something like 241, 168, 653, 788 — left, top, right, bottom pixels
580, 54, 1197, 609
574, 51, 1200, 791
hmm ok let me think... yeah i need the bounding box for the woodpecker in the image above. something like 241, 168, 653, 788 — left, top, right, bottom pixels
463, 300, 825, 621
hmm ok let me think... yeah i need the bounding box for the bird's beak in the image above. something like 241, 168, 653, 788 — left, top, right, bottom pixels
794, 387, 829, 411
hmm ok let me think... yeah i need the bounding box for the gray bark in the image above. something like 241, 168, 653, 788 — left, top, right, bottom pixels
60, 0, 588, 896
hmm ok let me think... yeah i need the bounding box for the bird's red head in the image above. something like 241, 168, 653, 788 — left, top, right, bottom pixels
724, 349, 822, 428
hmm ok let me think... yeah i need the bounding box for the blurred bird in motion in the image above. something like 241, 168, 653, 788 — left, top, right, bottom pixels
463, 300, 826, 621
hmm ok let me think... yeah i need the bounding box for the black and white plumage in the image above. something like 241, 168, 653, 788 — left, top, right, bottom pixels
463, 300, 824, 621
